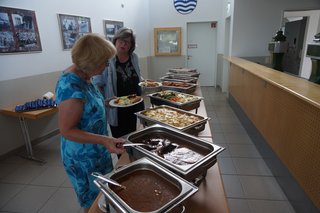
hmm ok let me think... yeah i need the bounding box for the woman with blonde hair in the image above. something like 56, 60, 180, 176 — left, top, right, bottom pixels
55, 34, 125, 212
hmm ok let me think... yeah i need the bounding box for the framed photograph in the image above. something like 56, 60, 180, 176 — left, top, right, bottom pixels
103, 20, 123, 41
0, 6, 42, 54
154, 27, 181, 56
57, 14, 92, 50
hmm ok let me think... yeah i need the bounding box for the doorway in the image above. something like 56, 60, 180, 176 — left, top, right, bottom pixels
282, 17, 307, 76
187, 22, 217, 86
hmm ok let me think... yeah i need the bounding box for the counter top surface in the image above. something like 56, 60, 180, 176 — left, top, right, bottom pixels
225, 56, 320, 109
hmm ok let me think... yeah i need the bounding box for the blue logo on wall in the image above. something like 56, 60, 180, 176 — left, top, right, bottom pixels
173, 0, 197, 15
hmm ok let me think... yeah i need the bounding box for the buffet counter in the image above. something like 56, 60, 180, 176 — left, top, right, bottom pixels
89, 86, 229, 213
226, 56, 320, 210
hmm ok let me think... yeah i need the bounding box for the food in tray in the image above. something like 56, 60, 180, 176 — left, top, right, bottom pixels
142, 107, 202, 128
169, 68, 197, 73
114, 94, 141, 105
139, 79, 161, 88
109, 169, 180, 212
152, 90, 200, 103
138, 136, 205, 165
162, 81, 193, 88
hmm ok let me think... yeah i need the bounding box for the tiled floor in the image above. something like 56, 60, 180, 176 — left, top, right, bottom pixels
0, 87, 296, 213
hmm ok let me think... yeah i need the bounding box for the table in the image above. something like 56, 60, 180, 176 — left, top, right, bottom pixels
0, 107, 58, 163
89, 86, 229, 213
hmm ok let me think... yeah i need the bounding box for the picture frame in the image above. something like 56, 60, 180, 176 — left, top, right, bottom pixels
57, 14, 92, 50
154, 27, 181, 56
0, 6, 42, 54
103, 20, 124, 41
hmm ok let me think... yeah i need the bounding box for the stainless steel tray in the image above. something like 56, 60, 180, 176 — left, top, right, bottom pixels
147, 90, 203, 111
135, 105, 209, 134
126, 125, 225, 183
160, 75, 198, 84
94, 157, 198, 213
161, 81, 197, 94
166, 72, 200, 78
168, 68, 197, 73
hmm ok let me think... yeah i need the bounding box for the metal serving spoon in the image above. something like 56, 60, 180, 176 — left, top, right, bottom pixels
122, 143, 157, 148
91, 172, 126, 190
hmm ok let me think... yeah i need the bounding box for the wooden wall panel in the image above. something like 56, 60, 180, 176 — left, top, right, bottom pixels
229, 62, 320, 209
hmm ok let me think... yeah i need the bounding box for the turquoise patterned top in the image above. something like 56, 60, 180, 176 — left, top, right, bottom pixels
55, 72, 110, 161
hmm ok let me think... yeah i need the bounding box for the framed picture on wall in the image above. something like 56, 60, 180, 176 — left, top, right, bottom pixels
154, 27, 181, 56
57, 14, 92, 50
103, 20, 123, 41
0, 6, 42, 54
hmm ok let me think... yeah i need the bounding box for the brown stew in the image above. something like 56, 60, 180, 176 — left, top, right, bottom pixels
110, 170, 180, 212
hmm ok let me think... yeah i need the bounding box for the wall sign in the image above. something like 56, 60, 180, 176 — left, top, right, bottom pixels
103, 20, 123, 41
0, 6, 42, 54
173, 0, 197, 15
154, 27, 181, 56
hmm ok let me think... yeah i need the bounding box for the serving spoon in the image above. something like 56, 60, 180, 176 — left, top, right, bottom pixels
122, 143, 157, 148
91, 172, 126, 190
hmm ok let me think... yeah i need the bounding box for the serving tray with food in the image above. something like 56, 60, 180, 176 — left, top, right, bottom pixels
161, 81, 197, 94
109, 94, 143, 108
138, 79, 162, 94
126, 125, 225, 184
160, 75, 198, 84
169, 68, 200, 77
147, 90, 203, 111
135, 105, 209, 134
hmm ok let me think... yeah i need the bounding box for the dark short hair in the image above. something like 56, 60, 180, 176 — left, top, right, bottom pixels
112, 27, 136, 54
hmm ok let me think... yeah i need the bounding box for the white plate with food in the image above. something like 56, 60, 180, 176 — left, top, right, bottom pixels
109, 94, 143, 108
138, 80, 162, 88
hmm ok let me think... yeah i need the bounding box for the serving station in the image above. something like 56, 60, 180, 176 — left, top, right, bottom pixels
89, 85, 229, 213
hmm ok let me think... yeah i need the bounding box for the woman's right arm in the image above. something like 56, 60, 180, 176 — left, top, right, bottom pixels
58, 98, 125, 154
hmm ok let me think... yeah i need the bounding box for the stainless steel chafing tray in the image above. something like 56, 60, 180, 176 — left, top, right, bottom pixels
126, 125, 225, 184
135, 105, 209, 134
94, 157, 198, 213
161, 81, 197, 94
160, 75, 198, 84
169, 68, 197, 73
147, 90, 203, 111
166, 71, 200, 78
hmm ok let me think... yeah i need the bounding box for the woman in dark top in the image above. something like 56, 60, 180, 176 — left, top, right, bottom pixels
92, 27, 144, 138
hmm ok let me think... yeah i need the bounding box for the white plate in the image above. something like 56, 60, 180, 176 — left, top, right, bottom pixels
109, 96, 143, 108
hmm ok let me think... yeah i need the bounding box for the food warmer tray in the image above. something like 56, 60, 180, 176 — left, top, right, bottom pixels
169, 68, 197, 73
161, 81, 197, 94
160, 75, 198, 84
147, 90, 203, 112
166, 71, 200, 78
94, 157, 198, 213
126, 124, 225, 184
135, 105, 209, 135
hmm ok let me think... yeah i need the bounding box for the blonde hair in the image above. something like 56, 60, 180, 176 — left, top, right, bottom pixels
71, 33, 116, 73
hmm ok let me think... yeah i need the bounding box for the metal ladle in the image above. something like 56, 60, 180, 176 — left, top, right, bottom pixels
91, 172, 126, 190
